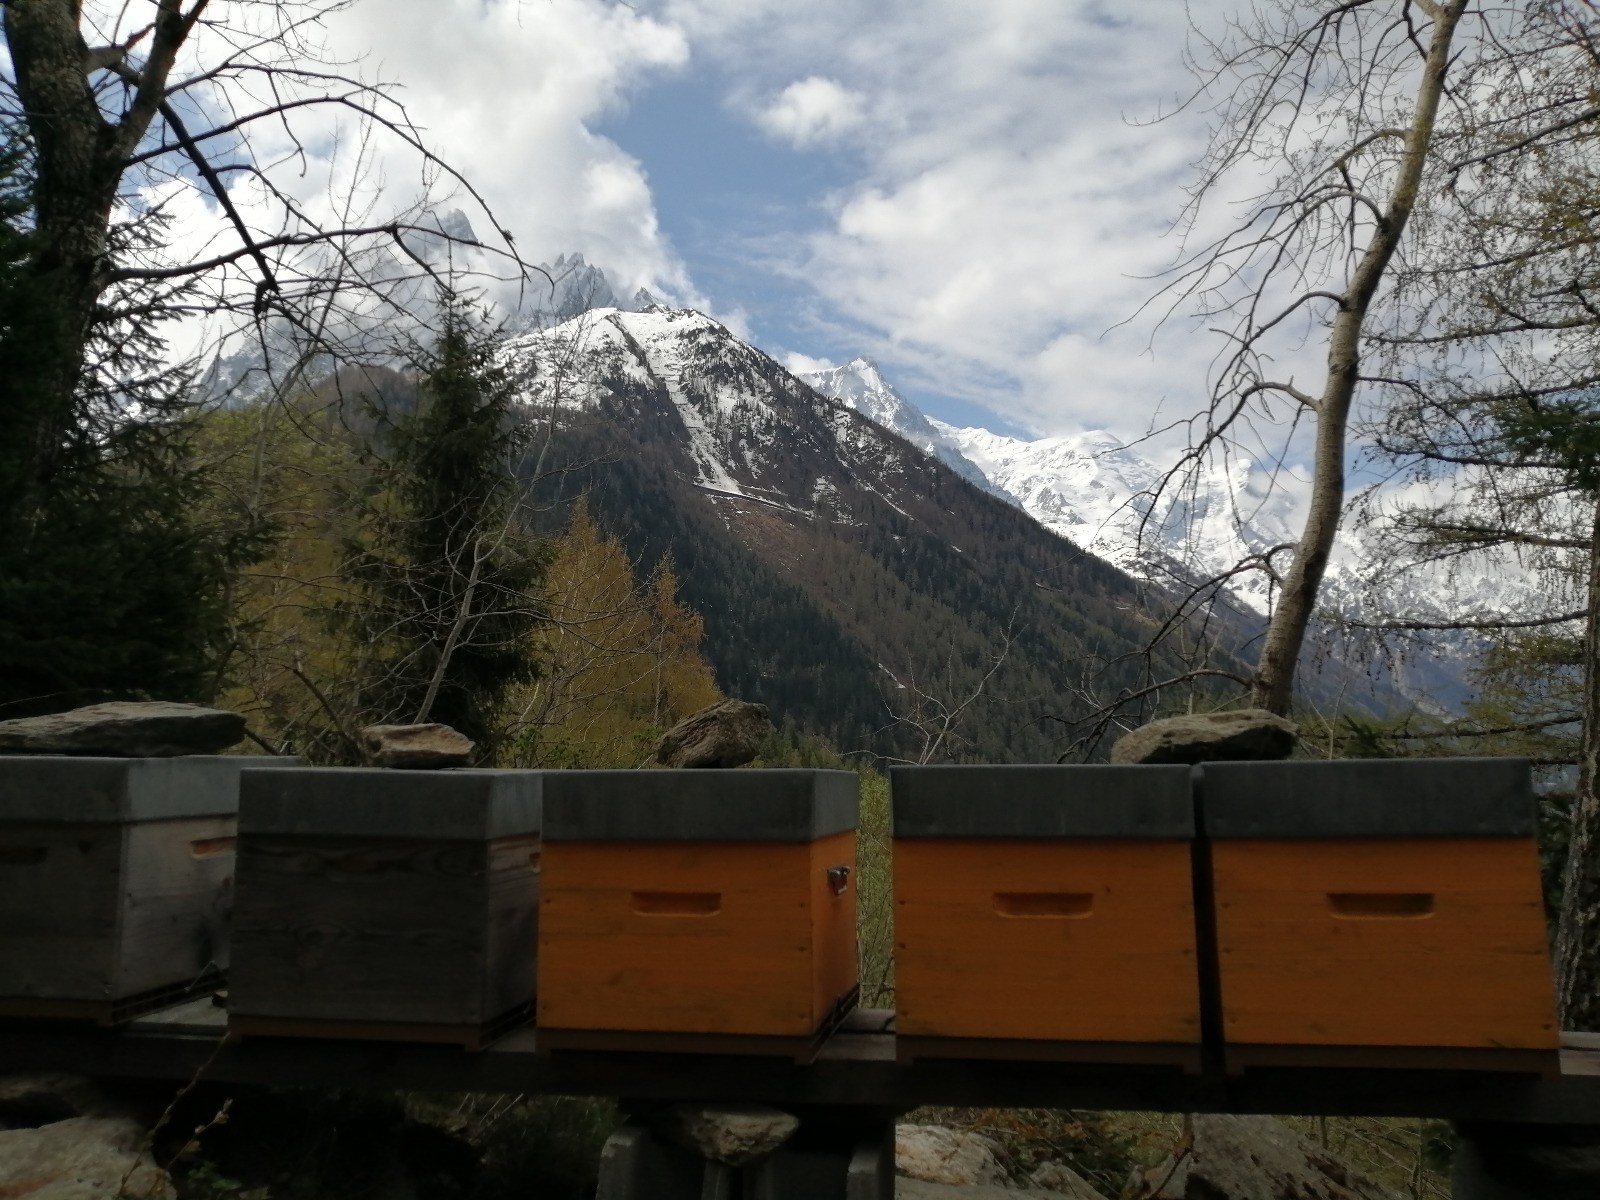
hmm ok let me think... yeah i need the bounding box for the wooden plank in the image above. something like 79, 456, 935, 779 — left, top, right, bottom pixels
898, 1035, 1203, 1072
1225, 1043, 1561, 1077
1212, 838, 1559, 1051
894, 839, 1201, 1044
230, 1003, 531, 1051
6, 1011, 1600, 1121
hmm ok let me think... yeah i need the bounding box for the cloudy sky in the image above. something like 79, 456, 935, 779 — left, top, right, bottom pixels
303, 0, 1224, 443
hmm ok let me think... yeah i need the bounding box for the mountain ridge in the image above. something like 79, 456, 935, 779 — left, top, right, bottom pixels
505, 304, 1242, 761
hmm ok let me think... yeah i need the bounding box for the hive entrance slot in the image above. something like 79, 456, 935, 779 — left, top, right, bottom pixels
190, 837, 236, 859
631, 891, 721, 916
992, 892, 1095, 918
1328, 892, 1435, 919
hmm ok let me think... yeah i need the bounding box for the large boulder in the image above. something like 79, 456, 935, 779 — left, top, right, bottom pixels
1109, 709, 1297, 765
656, 1103, 799, 1166
655, 699, 772, 769
895, 1124, 1009, 1188
360, 723, 474, 769
0, 1116, 174, 1200
1133, 1114, 1397, 1199
0, 702, 246, 758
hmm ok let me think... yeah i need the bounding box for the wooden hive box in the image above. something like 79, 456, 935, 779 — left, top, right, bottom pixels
537, 770, 859, 1060
229, 767, 542, 1048
1198, 758, 1559, 1072
0, 755, 299, 1023
892, 764, 1201, 1067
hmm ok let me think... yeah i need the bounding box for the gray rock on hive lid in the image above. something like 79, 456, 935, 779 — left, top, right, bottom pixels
1196, 757, 1535, 838
360, 722, 474, 769
890, 764, 1194, 839
0, 702, 247, 758
1110, 709, 1298, 765
655, 699, 773, 768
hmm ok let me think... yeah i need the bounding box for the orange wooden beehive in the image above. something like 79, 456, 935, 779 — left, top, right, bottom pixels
891, 765, 1202, 1067
1198, 758, 1559, 1072
537, 770, 859, 1059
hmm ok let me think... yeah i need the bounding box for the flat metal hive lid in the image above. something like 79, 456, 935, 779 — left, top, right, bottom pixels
239, 768, 542, 840
1197, 758, 1535, 838
541, 769, 858, 842
890, 764, 1195, 839
0, 755, 302, 823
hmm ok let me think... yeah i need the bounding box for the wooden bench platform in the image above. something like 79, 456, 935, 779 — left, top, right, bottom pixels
3, 1002, 1600, 1123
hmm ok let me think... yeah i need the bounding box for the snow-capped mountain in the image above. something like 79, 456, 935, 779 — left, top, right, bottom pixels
800, 357, 1305, 614
533, 253, 659, 323
499, 303, 1246, 760
797, 358, 1000, 497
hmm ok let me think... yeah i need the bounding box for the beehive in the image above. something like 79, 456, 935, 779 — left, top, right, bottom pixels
229, 767, 541, 1047
892, 764, 1201, 1066
1199, 758, 1559, 1072
537, 770, 859, 1059
0, 755, 298, 1023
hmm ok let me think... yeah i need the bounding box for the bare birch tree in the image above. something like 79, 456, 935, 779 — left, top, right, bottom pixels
1151, 0, 1473, 714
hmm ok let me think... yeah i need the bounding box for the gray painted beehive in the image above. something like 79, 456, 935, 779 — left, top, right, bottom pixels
537, 770, 860, 1052
891, 764, 1202, 1060
0, 755, 300, 1022
229, 767, 542, 1047
1197, 758, 1558, 1063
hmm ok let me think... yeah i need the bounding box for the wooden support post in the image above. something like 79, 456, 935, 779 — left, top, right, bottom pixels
1452, 1121, 1600, 1198
595, 1124, 703, 1200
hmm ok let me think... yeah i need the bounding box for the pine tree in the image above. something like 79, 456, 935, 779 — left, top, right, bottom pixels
344, 296, 545, 756
0, 128, 261, 717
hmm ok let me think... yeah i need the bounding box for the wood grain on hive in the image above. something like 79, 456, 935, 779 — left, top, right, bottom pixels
1198, 758, 1559, 1073
891, 764, 1201, 1067
228, 768, 541, 1048
0, 756, 298, 1023
537, 770, 859, 1060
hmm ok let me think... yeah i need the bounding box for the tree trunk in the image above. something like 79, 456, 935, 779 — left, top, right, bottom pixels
1249, 0, 1467, 715
1555, 497, 1600, 1030
4, 0, 173, 500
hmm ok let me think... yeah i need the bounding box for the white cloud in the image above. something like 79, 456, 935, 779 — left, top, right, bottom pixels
755, 77, 866, 148
320, 0, 695, 305
781, 351, 838, 375
645, 0, 1236, 445
124, 0, 701, 337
